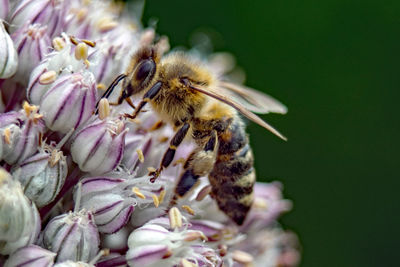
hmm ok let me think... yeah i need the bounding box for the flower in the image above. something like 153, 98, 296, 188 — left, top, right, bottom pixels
4, 245, 56, 267
0, 21, 18, 79
0, 168, 40, 255
0, 0, 298, 266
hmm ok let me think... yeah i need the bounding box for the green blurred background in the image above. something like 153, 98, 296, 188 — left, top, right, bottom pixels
139, 0, 400, 266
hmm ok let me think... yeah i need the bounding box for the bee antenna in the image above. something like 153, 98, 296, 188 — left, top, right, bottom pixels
95, 74, 127, 112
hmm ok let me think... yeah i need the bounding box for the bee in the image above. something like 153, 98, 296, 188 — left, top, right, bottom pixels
100, 45, 287, 225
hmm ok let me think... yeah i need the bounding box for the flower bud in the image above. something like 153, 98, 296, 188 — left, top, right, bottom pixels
10, 0, 66, 37
0, 21, 18, 79
75, 175, 162, 234
70, 117, 126, 175
127, 217, 222, 267
0, 169, 40, 255
0, 103, 44, 165
4, 245, 56, 267
11, 23, 51, 85
12, 144, 68, 208
27, 34, 88, 105
53, 261, 93, 267
74, 176, 134, 234
40, 71, 97, 133
0, 0, 9, 20
41, 210, 100, 263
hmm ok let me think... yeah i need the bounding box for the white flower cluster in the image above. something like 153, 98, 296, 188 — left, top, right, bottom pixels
0, 0, 299, 266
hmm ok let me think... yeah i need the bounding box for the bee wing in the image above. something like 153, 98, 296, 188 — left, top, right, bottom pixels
188, 84, 287, 141
217, 81, 287, 114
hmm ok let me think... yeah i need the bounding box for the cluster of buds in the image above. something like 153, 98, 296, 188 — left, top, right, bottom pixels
0, 0, 299, 266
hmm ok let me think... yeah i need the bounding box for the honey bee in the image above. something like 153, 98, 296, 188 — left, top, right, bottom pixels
101, 46, 287, 225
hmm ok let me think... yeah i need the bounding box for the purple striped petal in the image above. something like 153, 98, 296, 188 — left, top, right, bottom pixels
40, 72, 97, 134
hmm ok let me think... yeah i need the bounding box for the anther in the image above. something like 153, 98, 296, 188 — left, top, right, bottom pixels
39, 70, 57, 85
97, 83, 106, 90
98, 98, 110, 120
158, 190, 166, 204
82, 39, 96, 47
169, 207, 182, 229
152, 194, 159, 208
147, 167, 156, 173
52, 37, 66, 51
180, 259, 197, 267
184, 231, 207, 242
75, 43, 88, 60
195, 185, 212, 201
232, 250, 254, 265
132, 187, 146, 199
136, 149, 144, 163
181, 205, 195, 216
3, 128, 11, 144
97, 17, 118, 32
253, 197, 268, 209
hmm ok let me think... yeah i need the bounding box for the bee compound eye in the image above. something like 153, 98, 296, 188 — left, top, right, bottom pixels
135, 59, 156, 83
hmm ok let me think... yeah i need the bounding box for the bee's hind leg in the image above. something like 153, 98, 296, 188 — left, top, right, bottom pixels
149, 122, 191, 182
168, 130, 218, 209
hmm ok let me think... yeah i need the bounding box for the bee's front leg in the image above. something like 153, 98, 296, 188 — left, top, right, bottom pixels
149, 122, 191, 183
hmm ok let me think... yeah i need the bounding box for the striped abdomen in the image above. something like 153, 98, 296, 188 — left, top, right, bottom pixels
209, 118, 255, 225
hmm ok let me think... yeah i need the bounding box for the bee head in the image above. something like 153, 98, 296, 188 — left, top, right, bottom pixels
120, 47, 159, 103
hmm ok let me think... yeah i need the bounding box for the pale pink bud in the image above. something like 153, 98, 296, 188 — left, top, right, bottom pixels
70, 117, 126, 175
0, 21, 18, 79
40, 71, 97, 133
12, 145, 68, 208
0, 169, 40, 255
11, 23, 51, 85
4, 245, 56, 267
41, 210, 100, 263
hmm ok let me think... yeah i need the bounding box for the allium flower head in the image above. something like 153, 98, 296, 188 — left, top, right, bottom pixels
0, 0, 299, 266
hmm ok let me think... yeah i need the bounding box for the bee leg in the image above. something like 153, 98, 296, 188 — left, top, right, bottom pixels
124, 81, 162, 120
95, 74, 127, 113
149, 122, 190, 183
168, 130, 218, 208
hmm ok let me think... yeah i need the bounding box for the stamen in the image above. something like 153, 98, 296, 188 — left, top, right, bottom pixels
39, 70, 57, 85
82, 39, 96, 47
97, 83, 106, 90
136, 149, 144, 163
181, 205, 195, 216
158, 190, 166, 204
69, 35, 79, 45
180, 259, 198, 267
195, 185, 212, 201
132, 187, 146, 199
169, 207, 182, 229
32, 114, 43, 124
3, 127, 11, 144
149, 120, 164, 131
152, 194, 159, 208
253, 197, 268, 209
52, 37, 66, 51
49, 150, 62, 167
75, 43, 88, 60
98, 98, 110, 120
184, 231, 207, 242
162, 249, 173, 259
147, 167, 156, 173
232, 250, 254, 265
97, 17, 118, 32
89, 249, 110, 265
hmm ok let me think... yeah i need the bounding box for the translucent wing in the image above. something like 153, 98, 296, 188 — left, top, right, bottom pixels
217, 81, 287, 114
187, 83, 287, 141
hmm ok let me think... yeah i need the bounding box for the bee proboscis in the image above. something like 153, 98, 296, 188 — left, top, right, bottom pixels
101, 46, 287, 225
